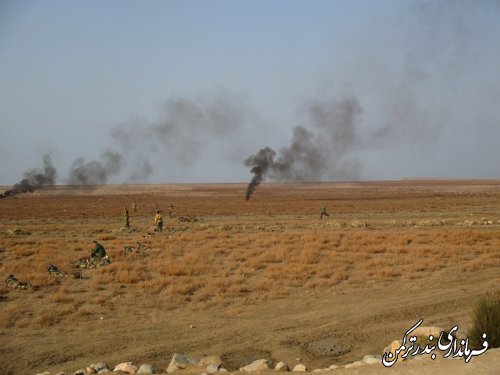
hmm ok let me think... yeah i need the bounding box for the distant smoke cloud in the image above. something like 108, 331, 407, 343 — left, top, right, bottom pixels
245, 97, 362, 199
0, 153, 57, 198
67, 149, 123, 185
111, 90, 255, 181
128, 161, 153, 183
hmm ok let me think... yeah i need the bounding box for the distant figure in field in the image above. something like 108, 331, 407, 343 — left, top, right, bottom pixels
154, 210, 163, 233
320, 203, 329, 219
91, 240, 107, 258
124, 206, 129, 228
47, 264, 81, 279
5, 274, 32, 289
73, 240, 110, 269
132, 201, 137, 213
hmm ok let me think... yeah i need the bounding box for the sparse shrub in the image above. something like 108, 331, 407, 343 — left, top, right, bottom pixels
469, 292, 500, 348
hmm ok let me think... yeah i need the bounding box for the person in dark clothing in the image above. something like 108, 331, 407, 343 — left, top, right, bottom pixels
91, 240, 106, 258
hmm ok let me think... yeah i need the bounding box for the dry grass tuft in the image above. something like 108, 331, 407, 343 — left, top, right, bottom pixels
0, 181, 498, 340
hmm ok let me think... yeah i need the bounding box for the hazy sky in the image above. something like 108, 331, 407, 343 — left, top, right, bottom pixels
1, 0, 499, 185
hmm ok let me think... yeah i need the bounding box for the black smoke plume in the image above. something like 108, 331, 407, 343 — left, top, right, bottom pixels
0, 154, 57, 199
67, 149, 123, 185
245, 97, 362, 199
244, 147, 276, 200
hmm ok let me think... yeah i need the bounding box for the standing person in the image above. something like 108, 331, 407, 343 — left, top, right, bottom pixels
132, 200, 137, 213
91, 240, 107, 258
124, 206, 129, 228
320, 203, 330, 219
154, 210, 163, 233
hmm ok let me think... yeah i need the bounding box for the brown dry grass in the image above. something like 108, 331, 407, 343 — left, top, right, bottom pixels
0, 180, 499, 374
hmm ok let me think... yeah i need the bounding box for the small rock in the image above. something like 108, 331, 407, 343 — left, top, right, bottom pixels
207, 364, 221, 373
220, 369, 228, 372
167, 354, 199, 373
239, 359, 269, 372
274, 361, 289, 371
198, 356, 222, 368
329, 365, 339, 370
74, 370, 86, 375
292, 364, 306, 372
113, 362, 138, 374
137, 364, 156, 374
190, 324, 195, 328
97, 370, 111, 374
86, 367, 97, 374
91, 363, 109, 372
412, 326, 445, 338
344, 361, 364, 368
363, 355, 381, 365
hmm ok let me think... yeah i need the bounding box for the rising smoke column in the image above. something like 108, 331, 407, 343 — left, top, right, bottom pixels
67, 149, 123, 185
0, 154, 57, 198
244, 147, 276, 200
244, 97, 362, 199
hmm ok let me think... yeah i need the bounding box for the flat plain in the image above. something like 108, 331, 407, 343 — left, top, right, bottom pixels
0, 180, 499, 374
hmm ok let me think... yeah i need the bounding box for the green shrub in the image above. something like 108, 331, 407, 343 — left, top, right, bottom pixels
469, 292, 500, 348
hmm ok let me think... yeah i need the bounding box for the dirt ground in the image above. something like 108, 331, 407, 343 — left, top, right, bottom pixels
0, 180, 499, 374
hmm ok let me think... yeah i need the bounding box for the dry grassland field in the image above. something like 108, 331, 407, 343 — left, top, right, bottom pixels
0, 180, 499, 374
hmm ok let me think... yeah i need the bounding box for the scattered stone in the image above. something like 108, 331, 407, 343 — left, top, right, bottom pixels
113, 362, 138, 374
137, 364, 156, 374
74, 370, 86, 375
292, 364, 306, 372
274, 361, 289, 371
86, 366, 97, 374
239, 359, 269, 372
97, 370, 111, 374
190, 324, 195, 328
329, 365, 339, 370
207, 364, 221, 373
90, 362, 108, 372
167, 354, 199, 373
344, 361, 364, 368
198, 356, 221, 368
362, 355, 381, 365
